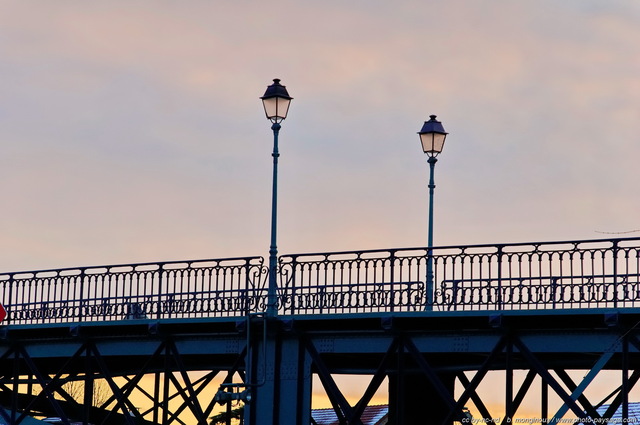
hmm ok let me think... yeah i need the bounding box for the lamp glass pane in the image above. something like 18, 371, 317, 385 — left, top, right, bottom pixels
262, 97, 279, 119
432, 133, 446, 153
420, 133, 446, 154
262, 97, 291, 122
278, 98, 291, 120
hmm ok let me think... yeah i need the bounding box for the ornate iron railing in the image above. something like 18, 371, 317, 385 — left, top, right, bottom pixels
432, 238, 640, 311
279, 237, 640, 314
0, 257, 267, 325
277, 250, 427, 314
1, 238, 640, 324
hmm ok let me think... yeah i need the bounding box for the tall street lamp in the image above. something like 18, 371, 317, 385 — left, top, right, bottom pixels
418, 115, 448, 310
261, 78, 293, 317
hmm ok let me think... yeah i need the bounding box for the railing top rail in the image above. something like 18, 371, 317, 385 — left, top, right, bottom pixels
0, 255, 265, 278
3, 236, 640, 324
279, 236, 640, 261
2, 236, 639, 277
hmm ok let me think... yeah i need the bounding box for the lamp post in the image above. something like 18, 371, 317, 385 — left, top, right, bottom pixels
418, 115, 448, 310
261, 78, 293, 317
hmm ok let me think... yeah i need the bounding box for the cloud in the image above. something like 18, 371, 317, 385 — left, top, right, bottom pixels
1, 1, 639, 416
0, 0, 639, 271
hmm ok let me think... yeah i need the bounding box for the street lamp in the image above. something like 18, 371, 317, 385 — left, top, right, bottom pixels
261, 78, 293, 317
418, 115, 448, 310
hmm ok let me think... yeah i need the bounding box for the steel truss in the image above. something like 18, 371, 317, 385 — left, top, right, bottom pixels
0, 334, 247, 425
246, 314, 640, 425
1, 311, 640, 425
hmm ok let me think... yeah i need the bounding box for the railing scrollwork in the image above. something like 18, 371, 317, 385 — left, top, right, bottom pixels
1, 237, 639, 324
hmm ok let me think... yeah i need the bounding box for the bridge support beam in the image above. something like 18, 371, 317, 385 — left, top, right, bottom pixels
388, 372, 455, 425
246, 334, 312, 425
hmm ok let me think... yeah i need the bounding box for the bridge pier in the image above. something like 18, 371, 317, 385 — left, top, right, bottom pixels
246, 331, 312, 425
388, 372, 455, 425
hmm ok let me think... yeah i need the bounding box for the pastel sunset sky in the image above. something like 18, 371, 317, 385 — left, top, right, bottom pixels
1, 1, 639, 272
1, 1, 638, 420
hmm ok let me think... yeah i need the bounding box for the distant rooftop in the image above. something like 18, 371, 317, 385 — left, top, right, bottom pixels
0, 409, 49, 425
311, 405, 388, 425
310, 403, 640, 425
596, 403, 640, 422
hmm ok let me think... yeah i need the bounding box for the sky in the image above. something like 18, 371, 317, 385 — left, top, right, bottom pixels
1, 1, 639, 274
1, 1, 639, 420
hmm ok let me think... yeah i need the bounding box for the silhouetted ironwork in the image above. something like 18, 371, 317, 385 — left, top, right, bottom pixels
2, 237, 640, 425
433, 237, 640, 311
0, 257, 267, 325
279, 237, 640, 313
2, 237, 640, 324
278, 250, 427, 314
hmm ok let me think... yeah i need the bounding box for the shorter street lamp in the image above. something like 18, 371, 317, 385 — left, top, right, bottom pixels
261, 78, 293, 317
418, 115, 448, 309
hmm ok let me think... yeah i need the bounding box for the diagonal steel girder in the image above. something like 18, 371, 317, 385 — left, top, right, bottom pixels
132, 371, 219, 420
162, 338, 212, 425
511, 369, 537, 416
0, 341, 161, 425
605, 333, 640, 421
511, 335, 610, 423
553, 369, 602, 420
85, 342, 140, 425
600, 369, 640, 420
438, 335, 509, 425
11, 345, 74, 425
550, 350, 615, 422
456, 372, 495, 422
81, 337, 228, 425
401, 336, 466, 423
302, 335, 362, 425
305, 332, 512, 425
352, 338, 401, 420
12, 343, 92, 424
459, 368, 537, 422
86, 340, 171, 425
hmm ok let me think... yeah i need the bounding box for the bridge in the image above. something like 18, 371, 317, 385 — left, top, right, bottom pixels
1, 237, 640, 424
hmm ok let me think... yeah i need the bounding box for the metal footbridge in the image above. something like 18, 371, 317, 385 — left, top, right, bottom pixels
1, 237, 640, 425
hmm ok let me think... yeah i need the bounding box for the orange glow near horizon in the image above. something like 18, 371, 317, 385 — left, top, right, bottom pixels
20, 368, 626, 424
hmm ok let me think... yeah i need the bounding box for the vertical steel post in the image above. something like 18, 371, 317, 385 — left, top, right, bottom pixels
153, 372, 160, 424
7, 274, 14, 325
157, 263, 164, 320
79, 268, 86, 323
505, 340, 514, 422
623, 335, 629, 422
246, 335, 312, 425
389, 250, 396, 312
541, 378, 548, 422
613, 239, 619, 308
267, 122, 281, 317
497, 245, 504, 310
84, 348, 94, 424
426, 156, 437, 310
